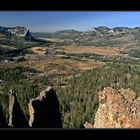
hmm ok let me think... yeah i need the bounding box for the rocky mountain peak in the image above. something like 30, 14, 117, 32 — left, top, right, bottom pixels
90, 26, 134, 34
0, 25, 34, 40
7, 26, 28, 37
92, 26, 111, 32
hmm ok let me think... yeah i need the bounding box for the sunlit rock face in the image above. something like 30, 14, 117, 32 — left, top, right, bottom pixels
7, 26, 28, 37
84, 87, 140, 128
0, 26, 33, 39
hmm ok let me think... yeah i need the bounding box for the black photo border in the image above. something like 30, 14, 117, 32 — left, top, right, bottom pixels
0, 0, 140, 138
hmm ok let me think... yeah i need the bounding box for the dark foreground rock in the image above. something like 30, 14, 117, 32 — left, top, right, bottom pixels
28, 86, 62, 128
8, 89, 29, 127
0, 105, 7, 127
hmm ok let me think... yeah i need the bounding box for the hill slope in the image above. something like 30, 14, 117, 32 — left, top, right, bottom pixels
35, 26, 140, 49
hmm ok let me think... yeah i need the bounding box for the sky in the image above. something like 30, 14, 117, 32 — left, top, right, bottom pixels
0, 12, 140, 32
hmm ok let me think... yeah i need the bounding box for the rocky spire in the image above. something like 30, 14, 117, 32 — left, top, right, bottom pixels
28, 86, 62, 128
8, 89, 29, 128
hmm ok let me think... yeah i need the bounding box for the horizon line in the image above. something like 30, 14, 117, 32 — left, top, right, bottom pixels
1, 24, 140, 33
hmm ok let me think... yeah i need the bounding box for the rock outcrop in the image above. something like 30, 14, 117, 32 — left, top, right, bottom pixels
7, 26, 29, 37
0, 26, 34, 40
28, 86, 62, 128
8, 89, 29, 127
84, 87, 140, 128
0, 105, 7, 127
1, 86, 140, 128
25, 29, 33, 40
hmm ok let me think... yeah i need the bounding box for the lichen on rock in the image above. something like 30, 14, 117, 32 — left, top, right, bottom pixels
84, 87, 140, 128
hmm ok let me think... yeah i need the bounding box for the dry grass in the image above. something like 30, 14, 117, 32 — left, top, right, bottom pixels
22, 57, 104, 75
0, 45, 108, 77
62, 46, 120, 56
30, 47, 46, 55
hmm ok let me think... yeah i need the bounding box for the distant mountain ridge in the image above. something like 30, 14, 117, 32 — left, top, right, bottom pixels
90, 26, 140, 33
1, 25, 140, 47
32, 26, 140, 40
0, 26, 50, 45
33, 26, 140, 34
33, 26, 140, 47
0, 26, 34, 40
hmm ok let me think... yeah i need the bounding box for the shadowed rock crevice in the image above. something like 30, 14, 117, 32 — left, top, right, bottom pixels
8, 89, 29, 128
28, 86, 62, 128
0, 105, 7, 127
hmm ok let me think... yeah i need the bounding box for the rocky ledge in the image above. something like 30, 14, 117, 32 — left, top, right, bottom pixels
84, 87, 140, 128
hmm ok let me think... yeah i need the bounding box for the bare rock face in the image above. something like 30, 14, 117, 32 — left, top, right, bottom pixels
92, 87, 140, 128
28, 86, 62, 128
0, 26, 34, 40
0, 105, 7, 127
7, 26, 29, 37
8, 89, 29, 127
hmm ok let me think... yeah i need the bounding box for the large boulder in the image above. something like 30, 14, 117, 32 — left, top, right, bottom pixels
8, 89, 29, 127
84, 87, 140, 128
28, 86, 62, 128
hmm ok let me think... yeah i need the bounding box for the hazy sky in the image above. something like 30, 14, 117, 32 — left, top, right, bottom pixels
1, 12, 140, 32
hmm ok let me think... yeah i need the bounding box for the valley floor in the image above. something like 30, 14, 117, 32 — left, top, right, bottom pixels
0, 45, 140, 128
